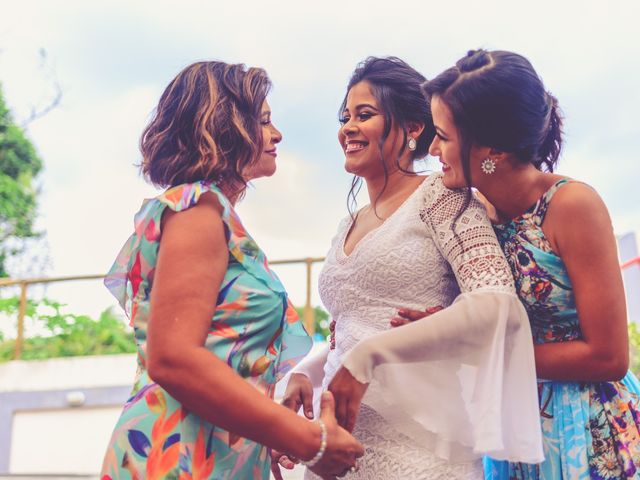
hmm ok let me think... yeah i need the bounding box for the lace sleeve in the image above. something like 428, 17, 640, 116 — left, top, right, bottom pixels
420, 173, 514, 294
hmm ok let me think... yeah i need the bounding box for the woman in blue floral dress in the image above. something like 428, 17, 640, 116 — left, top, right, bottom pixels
100, 61, 362, 480
398, 49, 640, 478
489, 180, 640, 479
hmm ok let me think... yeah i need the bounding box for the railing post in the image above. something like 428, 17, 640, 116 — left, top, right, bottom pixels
303, 258, 315, 335
14, 281, 28, 360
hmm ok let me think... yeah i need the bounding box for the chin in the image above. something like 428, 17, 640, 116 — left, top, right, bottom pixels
344, 158, 365, 175
262, 164, 277, 177
252, 168, 276, 180
441, 172, 465, 190
249, 160, 277, 180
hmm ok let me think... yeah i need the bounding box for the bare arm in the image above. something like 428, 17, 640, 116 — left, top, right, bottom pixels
534, 183, 628, 381
145, 192, 362, 468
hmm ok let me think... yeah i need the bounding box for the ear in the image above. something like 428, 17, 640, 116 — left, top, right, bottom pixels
488, 148, 509, 167
473, 144, 492, 160
407, 121, 425, 139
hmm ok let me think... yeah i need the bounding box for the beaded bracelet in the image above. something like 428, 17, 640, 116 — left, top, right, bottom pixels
301, 419, 328, 467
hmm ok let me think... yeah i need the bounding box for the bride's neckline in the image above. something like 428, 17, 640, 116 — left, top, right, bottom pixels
339, 176, 428, 260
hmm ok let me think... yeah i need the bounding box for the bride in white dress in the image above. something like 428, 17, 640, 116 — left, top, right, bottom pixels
275, 57, 543, 480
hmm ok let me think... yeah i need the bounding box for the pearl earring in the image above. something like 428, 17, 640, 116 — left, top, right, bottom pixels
407, 137, 417, 151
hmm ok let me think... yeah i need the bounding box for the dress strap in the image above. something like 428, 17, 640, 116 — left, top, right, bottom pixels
532, 178, 572, 226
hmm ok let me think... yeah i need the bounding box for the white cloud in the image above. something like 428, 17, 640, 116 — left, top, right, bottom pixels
1, 0, 639, 317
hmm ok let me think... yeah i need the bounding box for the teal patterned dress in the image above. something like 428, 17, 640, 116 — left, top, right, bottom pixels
100, 182, 312, 480
485, 179, 640, 479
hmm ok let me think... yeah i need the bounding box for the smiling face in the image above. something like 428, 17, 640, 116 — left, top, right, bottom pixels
337, 81, 406, 179
244, 100, 282, 180
428, 95, 489, 189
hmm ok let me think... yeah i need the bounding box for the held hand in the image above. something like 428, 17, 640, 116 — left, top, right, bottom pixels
309, 392, 365, 478
282, 372, 315, 419
390, 305, 443, 327
327, 367, 368, 433
270, 449, 296, 480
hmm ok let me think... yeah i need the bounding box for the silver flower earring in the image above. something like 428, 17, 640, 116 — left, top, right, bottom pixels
407, 137, 417, 151
481, 157, 497, 174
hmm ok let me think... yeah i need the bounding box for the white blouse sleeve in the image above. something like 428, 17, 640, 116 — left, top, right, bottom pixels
341, 173, 543, 464
290, 342, 329, 388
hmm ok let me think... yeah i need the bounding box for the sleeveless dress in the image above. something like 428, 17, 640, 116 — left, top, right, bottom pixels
485, 179, 640, 480
100, 182, 311, 480
297, 173, 543, 479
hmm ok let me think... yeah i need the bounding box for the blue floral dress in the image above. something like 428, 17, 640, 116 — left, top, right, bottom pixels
485, 179, 640, 480
100, 182, 312, 480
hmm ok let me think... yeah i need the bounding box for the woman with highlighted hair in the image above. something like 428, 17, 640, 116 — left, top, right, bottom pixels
100, 60, 363, 480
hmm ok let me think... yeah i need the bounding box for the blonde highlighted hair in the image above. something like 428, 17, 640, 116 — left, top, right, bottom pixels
140, 61, 272, 193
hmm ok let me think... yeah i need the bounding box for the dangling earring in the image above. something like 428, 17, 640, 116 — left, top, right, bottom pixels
407, 137, 417, 151
481, 157, 496, 174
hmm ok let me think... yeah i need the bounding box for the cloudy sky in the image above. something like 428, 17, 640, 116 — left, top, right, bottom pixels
1, 0, 639, 318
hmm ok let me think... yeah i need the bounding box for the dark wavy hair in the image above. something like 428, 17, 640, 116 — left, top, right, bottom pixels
339, 56, 435, 216
423, 49, 563, 228
140, 61, 272, 196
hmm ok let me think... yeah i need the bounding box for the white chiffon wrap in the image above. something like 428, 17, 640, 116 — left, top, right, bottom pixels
342, 289, 543, 463
291, 173, 543, 471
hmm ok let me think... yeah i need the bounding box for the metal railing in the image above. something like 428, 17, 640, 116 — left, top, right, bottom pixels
2, 255, 639, 361
0, 257, 325, 360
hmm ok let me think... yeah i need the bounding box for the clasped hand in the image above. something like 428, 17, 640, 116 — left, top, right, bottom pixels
271, 381, 364, 479
272, 306, 440, 478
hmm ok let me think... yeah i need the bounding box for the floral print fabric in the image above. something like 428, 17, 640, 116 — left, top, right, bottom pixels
485, 180, 640, 479
100, 182, 312, 479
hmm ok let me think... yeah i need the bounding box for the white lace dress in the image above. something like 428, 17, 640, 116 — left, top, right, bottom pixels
296, 173, 543, 480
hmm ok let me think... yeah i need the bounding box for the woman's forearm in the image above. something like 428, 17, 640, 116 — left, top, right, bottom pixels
534, 340, 628, 382
149, 346, 321, 460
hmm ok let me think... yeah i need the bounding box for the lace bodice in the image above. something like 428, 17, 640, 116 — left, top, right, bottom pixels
302, 173, 543, 477
319, 173, 514, 390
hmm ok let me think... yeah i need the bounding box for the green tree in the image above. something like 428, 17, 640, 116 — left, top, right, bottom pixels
0, 296, 136, 362
295, 305, 331, 340
0, 85, 43, 277
628, 322, 640, 375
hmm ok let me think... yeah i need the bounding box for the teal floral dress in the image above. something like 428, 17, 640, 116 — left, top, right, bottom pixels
100, 182, 312, 480
485, 179, 640, 479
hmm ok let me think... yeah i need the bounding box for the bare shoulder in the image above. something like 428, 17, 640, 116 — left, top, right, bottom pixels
546, 180, 609, 224
197, 190, 225, 211
545, 180, 613, 255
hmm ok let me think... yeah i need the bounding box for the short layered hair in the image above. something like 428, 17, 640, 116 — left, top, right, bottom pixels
140, 61, 272, 195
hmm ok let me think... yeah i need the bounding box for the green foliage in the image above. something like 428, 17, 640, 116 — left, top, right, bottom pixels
0, 85, 43, 277
3, 294, 637, 375
628, 322, 640, 376
0, 297, 135, 362
295, 305, 331, 340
